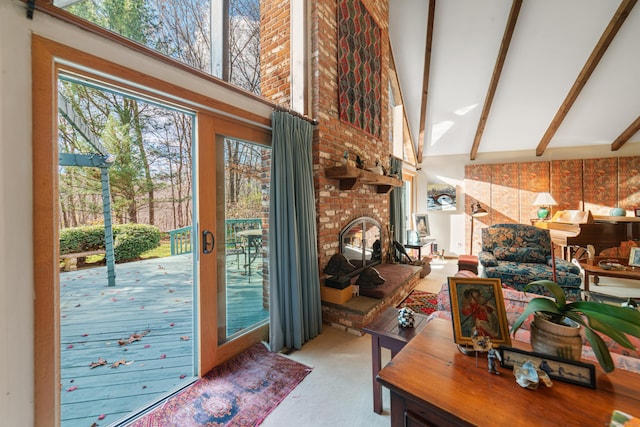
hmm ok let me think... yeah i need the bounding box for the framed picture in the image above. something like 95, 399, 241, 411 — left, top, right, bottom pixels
629, 247, 640, 268
427, 184, 457, 211
447, 277, 511, 347
413, 213, 430, 236
635, 207, 640, 217
499, 346, 596, 388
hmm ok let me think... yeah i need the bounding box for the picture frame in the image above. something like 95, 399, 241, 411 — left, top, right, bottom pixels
635, 207, 640, 217
447, 277, 511, 347
498, 346, 596, 388
413, 213, 430, 236
629, 247, 640, 268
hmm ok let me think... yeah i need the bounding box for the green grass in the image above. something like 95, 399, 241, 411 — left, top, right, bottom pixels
82, 241, 172, 265
140, 241, 172, 259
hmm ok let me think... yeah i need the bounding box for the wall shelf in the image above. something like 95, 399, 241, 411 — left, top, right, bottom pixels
325, 165, 402, 193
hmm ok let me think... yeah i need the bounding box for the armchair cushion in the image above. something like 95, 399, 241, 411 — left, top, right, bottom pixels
493, 247, 547, 263
478, 251, 498, 267
549, 258, 581, 274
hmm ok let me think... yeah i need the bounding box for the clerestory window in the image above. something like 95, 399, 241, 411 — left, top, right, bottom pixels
53, 0, 262, 94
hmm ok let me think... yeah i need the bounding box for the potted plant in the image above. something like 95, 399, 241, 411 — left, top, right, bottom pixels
511, 280, 640, 373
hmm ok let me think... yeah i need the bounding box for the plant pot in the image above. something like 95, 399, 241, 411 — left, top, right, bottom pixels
530, 312, 582, 360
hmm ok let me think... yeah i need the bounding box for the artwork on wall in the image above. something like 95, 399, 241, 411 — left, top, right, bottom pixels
337, 0, 381, 137
427, 184, 457, 211
413, 213, 430, 237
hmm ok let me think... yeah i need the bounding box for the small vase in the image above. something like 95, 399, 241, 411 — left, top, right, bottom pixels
609, 207, 626, 217
530, 312, 582, 361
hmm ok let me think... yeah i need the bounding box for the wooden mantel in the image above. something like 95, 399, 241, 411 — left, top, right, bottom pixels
325, 165, 402, 193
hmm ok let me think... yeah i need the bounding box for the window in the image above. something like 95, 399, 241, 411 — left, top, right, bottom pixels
54, 0, 262, 94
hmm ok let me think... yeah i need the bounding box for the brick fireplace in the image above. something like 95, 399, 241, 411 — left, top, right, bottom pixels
261, 0, 395, 280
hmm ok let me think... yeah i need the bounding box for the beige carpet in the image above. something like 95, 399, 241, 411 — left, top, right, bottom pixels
260, 260, 458, 427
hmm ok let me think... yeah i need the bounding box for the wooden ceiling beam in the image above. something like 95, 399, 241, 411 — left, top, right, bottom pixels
416, 0, 435, 164
470, 0, 523, 161
536, 0, 637, 156
611, 115, 640, 151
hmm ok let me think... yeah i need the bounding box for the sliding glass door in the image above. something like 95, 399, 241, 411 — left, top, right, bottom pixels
217, 137, 270, 343
57, 75, 197, 426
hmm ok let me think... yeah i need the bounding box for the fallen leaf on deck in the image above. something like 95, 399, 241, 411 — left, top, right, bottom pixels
160, 354, 167, 359
66, 345, 74, 349
90, 358, 107, 368
180, 336, 189, 341
90, 423, 98, 427
98, 414, 106, 420
118, 329, 150, 346
67, 386, 78, 392
110, 359, 132, 368
179, 374, 186, 379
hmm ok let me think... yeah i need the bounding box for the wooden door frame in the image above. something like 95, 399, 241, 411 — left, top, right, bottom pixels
32, 35, 270, 426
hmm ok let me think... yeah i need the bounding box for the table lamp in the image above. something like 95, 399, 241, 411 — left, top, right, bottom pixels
469, 202, 488, 255
533, 192, 557, 220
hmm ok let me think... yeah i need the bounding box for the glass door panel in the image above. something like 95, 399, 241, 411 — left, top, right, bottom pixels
57, 77, 197, 426
217, 138, 270, 343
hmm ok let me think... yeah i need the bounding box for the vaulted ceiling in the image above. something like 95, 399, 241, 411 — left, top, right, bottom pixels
389, 0, 640, 164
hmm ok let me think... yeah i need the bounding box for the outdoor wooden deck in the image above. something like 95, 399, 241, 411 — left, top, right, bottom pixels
60, 254, 268, 426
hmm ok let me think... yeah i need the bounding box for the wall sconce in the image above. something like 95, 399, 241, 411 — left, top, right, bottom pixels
533, 192, 558, 220
470, 202, 488, 255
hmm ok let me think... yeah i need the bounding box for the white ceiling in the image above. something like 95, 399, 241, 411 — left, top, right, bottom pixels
389, 0, 640, 162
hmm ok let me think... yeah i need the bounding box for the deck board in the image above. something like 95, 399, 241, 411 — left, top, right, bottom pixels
59, 254, 268, 426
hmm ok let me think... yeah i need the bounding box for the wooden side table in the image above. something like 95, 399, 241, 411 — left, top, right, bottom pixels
579, 260, 640, 294
404, 238, 436, 260
363, 307, 430, 414
377, 318, 640, 426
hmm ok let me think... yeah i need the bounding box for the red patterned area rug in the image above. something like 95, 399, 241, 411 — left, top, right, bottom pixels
397, 290, 438, 316
129, 343, 312, 427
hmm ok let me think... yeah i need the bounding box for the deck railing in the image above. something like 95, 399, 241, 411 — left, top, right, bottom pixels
168, 219, 262, 256
169, 226, 192, 255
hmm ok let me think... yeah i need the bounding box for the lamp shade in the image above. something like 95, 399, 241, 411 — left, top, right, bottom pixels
471, 202, 488, 218
533, 192, 557, 207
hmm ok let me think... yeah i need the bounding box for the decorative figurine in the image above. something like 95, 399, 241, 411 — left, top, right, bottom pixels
397, 307, 415, 328
487, 347, 502, 375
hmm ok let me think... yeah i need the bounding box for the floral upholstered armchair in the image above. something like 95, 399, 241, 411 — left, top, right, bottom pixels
478, 223, 582, 300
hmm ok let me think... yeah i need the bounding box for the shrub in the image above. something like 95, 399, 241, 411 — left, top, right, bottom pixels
113, 224, 162, 262
59, 226, 106, 254
59, 224, 162, 262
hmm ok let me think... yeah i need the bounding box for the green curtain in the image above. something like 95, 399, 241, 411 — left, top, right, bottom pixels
390, 157, 405, 245
269, 112, 322, 352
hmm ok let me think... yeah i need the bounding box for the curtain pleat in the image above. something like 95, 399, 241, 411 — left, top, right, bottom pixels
269, 112, 322, 352
390, 157, 405, 244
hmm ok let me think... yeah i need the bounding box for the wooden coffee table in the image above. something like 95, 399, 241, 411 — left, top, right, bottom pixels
377, 318, 640, 426
363, 307, 430, 414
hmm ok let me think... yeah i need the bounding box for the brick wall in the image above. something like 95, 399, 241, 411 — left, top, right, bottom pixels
262, 0, 394, 275
314, 0, 393, 273
260, 0, 291, 104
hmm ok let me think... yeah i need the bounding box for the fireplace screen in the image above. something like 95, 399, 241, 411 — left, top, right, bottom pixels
339, 217, 382, 268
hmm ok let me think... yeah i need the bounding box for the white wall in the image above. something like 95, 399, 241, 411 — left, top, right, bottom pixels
418, 144, 640, 258
2, 2, 36, 424
0, 2, 272, 424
